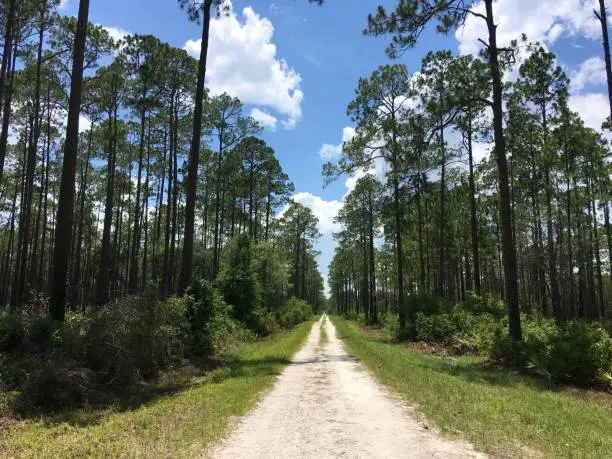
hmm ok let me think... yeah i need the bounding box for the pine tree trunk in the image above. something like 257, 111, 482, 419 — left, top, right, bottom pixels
0, 0, 16, 115
15, 16, 45, 306
129, 90, 148, 292
50, 0, 90, 320
71, 126, 93, 307
153, 129, 167, 281
485, 0, 521, 340
161, 111, 174, 297
596, 0, 612, 120
96, 107, 118, 306
467, 119, 481, 295
180, 0, 213, 292
368, 188, 377, 323
0, 38, 17, 182
142, 125, 151, 288
438, 121, 446, 298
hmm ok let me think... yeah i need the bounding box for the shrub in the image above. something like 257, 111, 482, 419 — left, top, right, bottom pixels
408, 294, 444, 316
0, 356, 28, 392
18, 359, 98, 412
27, 315, 55, 353
547, 322, 612, 386
278, 298, 312, 329
463, 293, 507, 318
0, 311, 24, 352
186, 280, 249, 356
380, 313, 401, 342
252, 241, 289, 311
251, 308, 280, 336
489, 318, 612, 386
415, 312, 457, 344
217, 233, 260, 325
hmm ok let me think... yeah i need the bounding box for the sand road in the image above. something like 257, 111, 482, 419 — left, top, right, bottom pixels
209, 315, 484, 458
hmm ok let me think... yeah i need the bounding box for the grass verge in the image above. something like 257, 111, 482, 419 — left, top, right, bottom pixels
318, 317, 328, 350
0, 320, 314, 458
332, 317, 612, 458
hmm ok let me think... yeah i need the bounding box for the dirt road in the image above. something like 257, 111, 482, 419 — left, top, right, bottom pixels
209, 316, 484, 458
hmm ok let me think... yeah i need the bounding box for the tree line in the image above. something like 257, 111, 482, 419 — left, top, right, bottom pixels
0, 0, 326, 319
327, 0, 612, 341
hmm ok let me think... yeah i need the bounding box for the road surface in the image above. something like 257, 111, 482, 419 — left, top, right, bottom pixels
209, 315, 484, 458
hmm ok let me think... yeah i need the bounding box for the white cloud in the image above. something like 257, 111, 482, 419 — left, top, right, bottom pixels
344, 169, 368, 194
570, 56, 607, 92
58, 0, 69, 9
291, 192, 343, 234
456, 0, 603, 56
319, 144, 341, 160
102, 26, 130, 44
318, 126, 356, 160
250, 107, 278, 130
184, 6, 303, 129
569, 91, 610, 131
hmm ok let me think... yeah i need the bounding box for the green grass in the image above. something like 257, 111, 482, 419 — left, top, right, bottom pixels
318, 317, 328, 350
332, 317, 612, 458
0, 320, 314, 458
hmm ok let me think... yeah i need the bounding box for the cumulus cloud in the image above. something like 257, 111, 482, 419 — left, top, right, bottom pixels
318, 126, 356, 160
456, 0, 603, 56
569, 92, 610, 131
570, 56, 607, 92
184, 5, 303, 129
291, 192, 343, 234
250, 107, 278, 130
102, 26, 130, 44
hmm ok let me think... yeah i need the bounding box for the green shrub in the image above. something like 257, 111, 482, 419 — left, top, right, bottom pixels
251, 308, 280, 336
489, 318, 612, 386
0, 356, 28, 392
547, 322, 612, 386
253, 241, 289, 311
27, 315, 55, 353
278, 298, 312, 329
408, 294, 444, 316
0, 311, 24, 352
416, 312, 457, 344
18, 358, 98, 412
217, 233, 261, 325
380, 313, 401, 342
463, 293, 507, 318
186, 279, 249, 356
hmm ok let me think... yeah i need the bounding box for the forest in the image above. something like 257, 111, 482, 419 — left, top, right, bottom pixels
327, 1, 612, 388
0, 0, 324, 414
1, 0, 612, 457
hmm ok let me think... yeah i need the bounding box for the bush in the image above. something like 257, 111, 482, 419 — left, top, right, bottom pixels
408, 294, 444, 316
0, 311, 24, 352
27, 315, 55, 353
18, 359, 98, 412
278, 298, 312, 329
463, 293, 507, 318
186, 279, 249, 356
217, 233, 260, 325
547, 322, 612, 386
252, 241, 289, 311
381, 313, 401, 342
490, 318, 612, 387
251, 308, 280, 336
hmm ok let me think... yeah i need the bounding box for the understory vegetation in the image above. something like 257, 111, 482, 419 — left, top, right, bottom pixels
0, 320, 314, 458
333, 317, 612, 458
377, 294, 612, 389
1, 232, 316, 416
326, 0, 612, 401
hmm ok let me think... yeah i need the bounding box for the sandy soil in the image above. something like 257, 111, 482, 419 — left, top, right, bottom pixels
208, 315, 485, 458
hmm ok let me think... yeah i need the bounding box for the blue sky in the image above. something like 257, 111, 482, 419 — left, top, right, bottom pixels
60, 0, 611, 290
